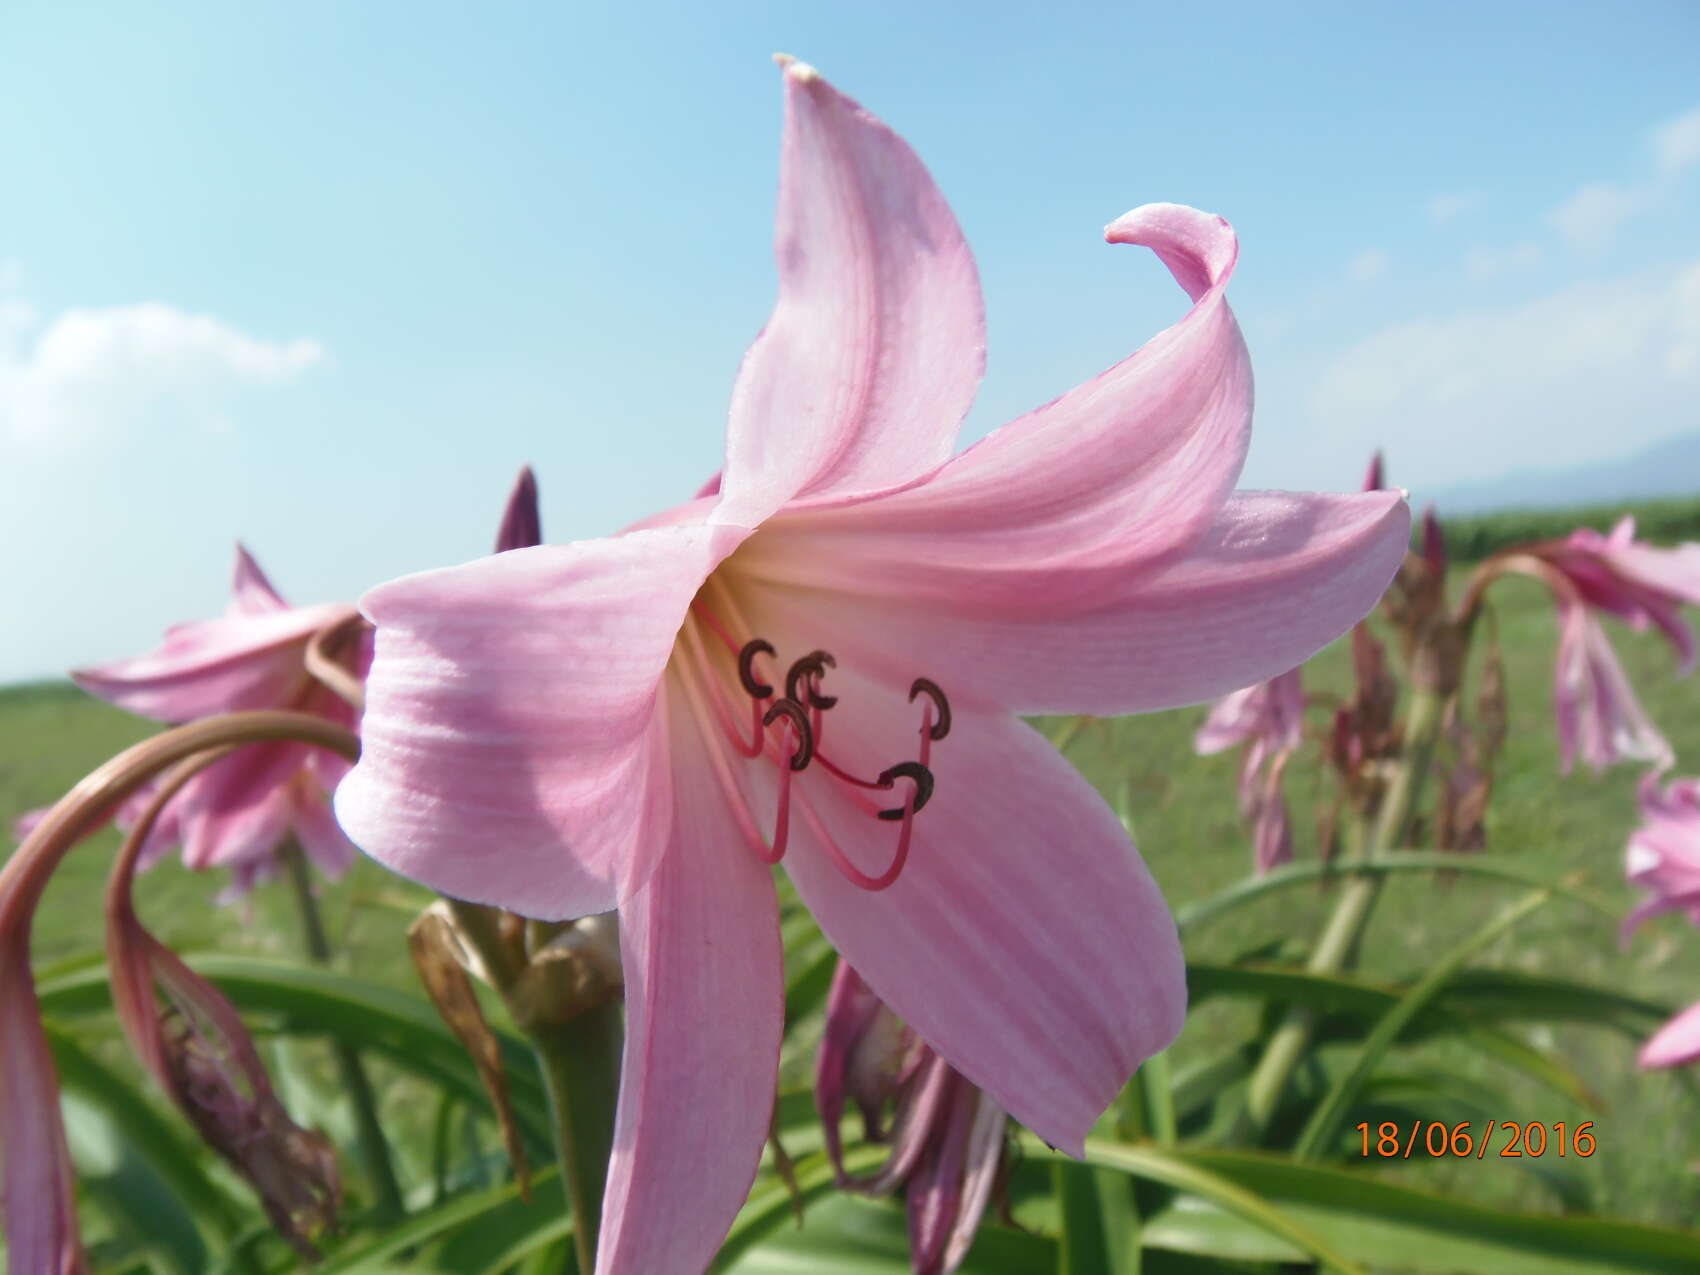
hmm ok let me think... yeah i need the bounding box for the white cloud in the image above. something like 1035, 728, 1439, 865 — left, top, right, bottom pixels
0, 299, 323, 444
1546, 104, 1700, 250
1652, 107, 1700, 176
1308, 261, 1700, 490
1345, 249, 1388, 283
1426, 193, 1478, 225
1463, 241, 1543, 280
1548, 180, 1652, 250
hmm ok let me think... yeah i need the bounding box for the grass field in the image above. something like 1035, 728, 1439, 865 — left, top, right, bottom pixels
5, 561, 1700, 1237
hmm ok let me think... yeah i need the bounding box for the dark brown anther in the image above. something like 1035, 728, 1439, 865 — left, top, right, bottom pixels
785, 650, 838, 710
908, 678, 951, 741
739, 639, 776, 699
876, 761, 934, 820
763, 698, 815, 771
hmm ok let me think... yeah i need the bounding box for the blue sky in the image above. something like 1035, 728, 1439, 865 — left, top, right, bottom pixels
2, 0, 1697, 680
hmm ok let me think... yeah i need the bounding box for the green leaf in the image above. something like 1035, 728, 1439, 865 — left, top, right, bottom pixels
315, 1170, 559, 1273
784, 940, 839, 1028
1187, 962, 1597, 1108
1176, 853, 1611, 933
1142, 1148, 1700, 1274
720, 1192, 1055, 1273
1056, 1161, 1141, 1275
1030, 1137, 1368, 1275
37, 954, 553, 1149
1293, 890, 1550, 1159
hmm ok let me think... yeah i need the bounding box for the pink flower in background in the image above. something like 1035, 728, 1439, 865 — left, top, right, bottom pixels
336, 59, 1410, 1274
1619, 775, 1700, 1071
1621, 774, 1700, 942
1196, 668, 1304, 873
1640, 1000, 1700, 1070
71, 545, 366, 883
1551, 602, 1673, 774
1515, 515, 1699, 772
817, 961, 1007, 1275
1536, 517, 1700, 672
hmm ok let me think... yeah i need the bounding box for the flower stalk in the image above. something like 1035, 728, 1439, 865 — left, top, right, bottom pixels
1243, 682, 1446, 1129
532, 1003, 623, 1274
280, 840, 405, 1220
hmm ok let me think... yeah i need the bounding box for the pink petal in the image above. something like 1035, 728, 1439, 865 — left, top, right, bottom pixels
752, 202, 1251, 600
335, 521, 747, 919
781, 697, 1184, 1154
72, 601, 353, 723
0, 934, 87, 1273
943, 1093, 1007, 1273
594, 684, 783, 1275
907, 1074, 978, 1275
714, 60, 984, 527
291, 785, 358, 879
1639, 999, 1700, 1069
229, 543, 290, 616
174, 745, 305, 869
749, 489, 1408, 716
1553, 608, 1673, 773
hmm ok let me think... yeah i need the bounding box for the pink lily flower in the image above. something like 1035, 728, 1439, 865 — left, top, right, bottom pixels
1535, 517, 1700, 672
1621, 773, 1700, 942
817, 961, 1007, 1275
1196, 668, 1304, 873
1640, 999, 1700, 1070
1552, 601, 1673, 774
335, 60, 1410, 1273
69, 544, 367, 884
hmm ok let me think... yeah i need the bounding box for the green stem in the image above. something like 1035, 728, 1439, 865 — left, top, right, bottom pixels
531, 1001, 624, 1275
281, 843, 406, 1220
1242, 685, 1447, 1132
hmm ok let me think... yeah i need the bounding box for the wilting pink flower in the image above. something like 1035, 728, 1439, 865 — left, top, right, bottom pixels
104, 777, 341, 1253
1196, 668, 1303, 873
1621, 773, 1700, 942
1640, 999, 1700, 1070
70, 545, 366, 884
0, 929, 86, 1273
1536, 517, 1700, 672
336, 60, 1409, 1274
817, 962, 1006, 1275
1552, 602, 1673, 773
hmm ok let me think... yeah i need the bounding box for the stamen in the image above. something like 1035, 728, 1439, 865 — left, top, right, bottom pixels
876, 761, 935, 820
794, 785, 914, 893
739, 639, 776, 699
688, 598, 744, 655
680, 621, 764, 758
762, 698, 815, 771
909, 678, 951, 741
786, 650, 838, 709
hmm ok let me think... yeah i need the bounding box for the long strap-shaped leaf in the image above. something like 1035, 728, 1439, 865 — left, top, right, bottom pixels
1141, 1148, 1700, 1274
1177, 853, 1607, 933
1020, 1135, 1369, 1275
1292, 889, 1550, 1159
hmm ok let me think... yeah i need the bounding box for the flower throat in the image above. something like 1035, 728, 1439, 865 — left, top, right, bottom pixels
681, 596, 948, 891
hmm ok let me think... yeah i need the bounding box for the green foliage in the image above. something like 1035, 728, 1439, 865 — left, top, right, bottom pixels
1438, 496, 1700, 561
7, 526, 1700, 1271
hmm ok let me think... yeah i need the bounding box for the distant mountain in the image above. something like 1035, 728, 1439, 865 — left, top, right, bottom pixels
1425, 429, 1700, 514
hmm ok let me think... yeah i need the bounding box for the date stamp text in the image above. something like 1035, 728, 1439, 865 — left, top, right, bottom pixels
1355, 1120, 1596, 1159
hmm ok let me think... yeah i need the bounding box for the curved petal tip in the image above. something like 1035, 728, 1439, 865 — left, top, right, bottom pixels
1105, 203, 1239, 302
773, 52, 821, 82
